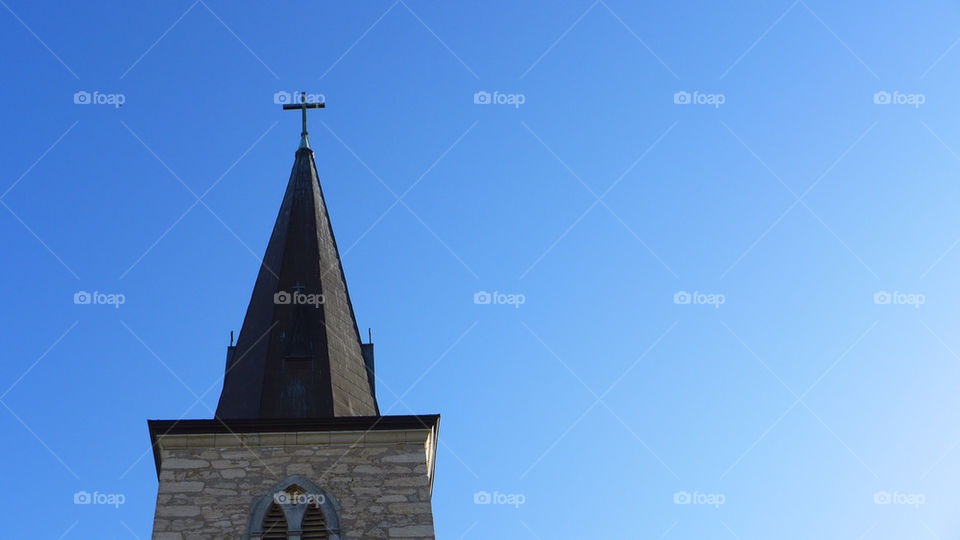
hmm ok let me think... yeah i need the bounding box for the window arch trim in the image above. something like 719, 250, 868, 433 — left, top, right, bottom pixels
247, 475, 342, 540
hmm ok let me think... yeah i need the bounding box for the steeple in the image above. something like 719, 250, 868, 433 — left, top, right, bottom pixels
215, 102, 378, 419
150, 97, 440, 540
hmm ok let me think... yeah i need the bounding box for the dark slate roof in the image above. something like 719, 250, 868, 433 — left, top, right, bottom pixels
215, 146, 378, 419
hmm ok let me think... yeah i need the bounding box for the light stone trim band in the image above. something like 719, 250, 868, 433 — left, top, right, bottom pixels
156, 428, 432, 449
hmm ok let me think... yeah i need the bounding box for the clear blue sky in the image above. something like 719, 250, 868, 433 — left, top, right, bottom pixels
1, 1, 959, 538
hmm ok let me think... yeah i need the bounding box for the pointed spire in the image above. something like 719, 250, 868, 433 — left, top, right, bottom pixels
215, 123, 378, 419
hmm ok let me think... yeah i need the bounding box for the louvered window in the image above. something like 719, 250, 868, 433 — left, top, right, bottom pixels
301, 502, 330, 539
261, 502, 288, 539
249, 476, 340, 539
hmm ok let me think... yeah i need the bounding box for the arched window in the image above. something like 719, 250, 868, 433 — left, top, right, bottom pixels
247, 475, 341, 540
301, 503, 329, 539
261, 503, 288, 539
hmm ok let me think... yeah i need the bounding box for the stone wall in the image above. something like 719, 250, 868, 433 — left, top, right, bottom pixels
151, 432, 436, 539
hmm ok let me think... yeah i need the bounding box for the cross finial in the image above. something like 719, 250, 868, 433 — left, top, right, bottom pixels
282, 91, 325, 149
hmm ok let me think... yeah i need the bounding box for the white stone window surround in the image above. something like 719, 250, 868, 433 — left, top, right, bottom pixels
247, 474, 341, 540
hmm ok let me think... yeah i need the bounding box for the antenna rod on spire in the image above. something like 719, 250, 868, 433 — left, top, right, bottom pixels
282, 91, 325, 149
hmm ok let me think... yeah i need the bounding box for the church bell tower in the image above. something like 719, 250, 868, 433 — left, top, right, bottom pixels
148, 94, 440, 539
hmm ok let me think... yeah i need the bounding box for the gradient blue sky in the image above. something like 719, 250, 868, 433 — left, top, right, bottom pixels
2, 1, 960, 538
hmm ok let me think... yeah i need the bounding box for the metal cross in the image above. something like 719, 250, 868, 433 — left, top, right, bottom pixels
283, 91, 325, 148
